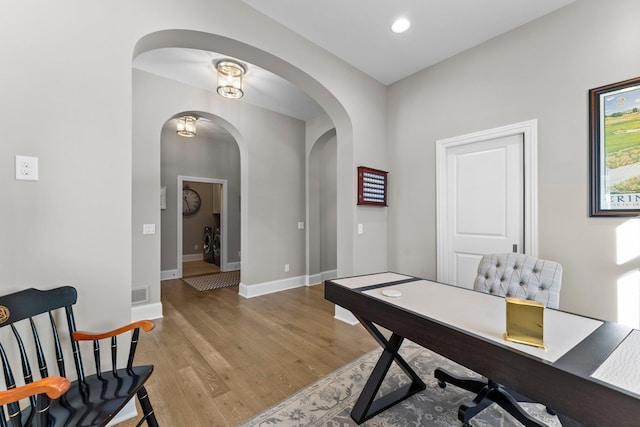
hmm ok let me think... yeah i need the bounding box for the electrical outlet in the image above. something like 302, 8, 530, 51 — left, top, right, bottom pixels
194, 244, 198, 250
15, 155, 38, 181
284, 264, 290, 272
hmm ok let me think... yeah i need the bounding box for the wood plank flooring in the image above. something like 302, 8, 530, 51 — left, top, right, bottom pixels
121, 279, 377, 426
183, 260, 220, 277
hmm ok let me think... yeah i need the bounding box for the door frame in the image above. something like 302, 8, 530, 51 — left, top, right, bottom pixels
435, 119, 539, 283
177, 175, 229, 277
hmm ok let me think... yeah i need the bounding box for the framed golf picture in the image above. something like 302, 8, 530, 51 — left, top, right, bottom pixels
589, 76, 640, 216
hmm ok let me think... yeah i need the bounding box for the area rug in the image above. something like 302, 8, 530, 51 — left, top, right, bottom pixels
239, 342, 561, 427
181, 270, 240, 291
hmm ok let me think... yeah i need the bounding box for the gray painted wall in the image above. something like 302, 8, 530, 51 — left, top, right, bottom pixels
131, 25, 387, 306
387, 0, 640, 322
7, 0, 636, 345
308, 128, 338, 278
319, 137, 337, 272
133, 69, 309, 300
2, 1, 387, 343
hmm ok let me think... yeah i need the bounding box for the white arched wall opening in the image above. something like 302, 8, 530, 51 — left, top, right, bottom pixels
132, 30, 357, 317
165, 111, 243, 280
307, 126, 338, 285
132, 90, 247, 319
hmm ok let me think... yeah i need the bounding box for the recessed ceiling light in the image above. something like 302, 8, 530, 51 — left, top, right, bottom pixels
391, 18, 411, 34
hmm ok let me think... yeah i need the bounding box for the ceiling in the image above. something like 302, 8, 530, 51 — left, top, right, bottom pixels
242, 0, 575, 85
134, 0, 575, 123
133, 49, 325, 122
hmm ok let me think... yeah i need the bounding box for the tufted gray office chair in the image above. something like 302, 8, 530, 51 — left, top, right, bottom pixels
435, 253, 563, 427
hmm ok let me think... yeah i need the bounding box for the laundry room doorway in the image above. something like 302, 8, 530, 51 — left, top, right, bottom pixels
177, 176, 230, 278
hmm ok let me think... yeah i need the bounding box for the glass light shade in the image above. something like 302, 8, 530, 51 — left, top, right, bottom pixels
391, 18, 411, 33
216, 60, 246, 99
177, 116, 197, 137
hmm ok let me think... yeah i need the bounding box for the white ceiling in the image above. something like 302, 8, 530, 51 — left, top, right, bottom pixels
134, 0, 575, 123
241, 0, 575, 84
133, 49, 325, 122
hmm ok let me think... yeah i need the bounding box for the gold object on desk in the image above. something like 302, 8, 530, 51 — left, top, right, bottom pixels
504, 297, 545, 348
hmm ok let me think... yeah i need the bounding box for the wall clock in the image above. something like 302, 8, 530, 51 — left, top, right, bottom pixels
182, 188, 201, 216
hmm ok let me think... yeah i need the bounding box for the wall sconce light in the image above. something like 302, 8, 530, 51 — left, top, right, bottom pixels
215, 59, 246, 99
176, 116, 197, 137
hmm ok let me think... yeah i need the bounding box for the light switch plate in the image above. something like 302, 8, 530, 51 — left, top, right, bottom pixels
143, 224, 156, 234
15, 155, 38, 181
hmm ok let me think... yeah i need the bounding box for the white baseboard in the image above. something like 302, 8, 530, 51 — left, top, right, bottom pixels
308, 273, 322, 286
161, 269, 178, 281
107, 399, 137, 426
321, 269, 338, 281
307, 269, 337, 286
131, 302, 163, 321
334, 306, 359, 325
183, 253, 203, 262
239, 275, 307, 298
226, 261, 241, 271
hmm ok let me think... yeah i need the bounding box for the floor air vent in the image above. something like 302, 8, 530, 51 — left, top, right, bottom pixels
131, 287, 149, 304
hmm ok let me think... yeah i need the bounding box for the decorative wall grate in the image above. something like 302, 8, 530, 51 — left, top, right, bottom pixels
132, 287, 149, 304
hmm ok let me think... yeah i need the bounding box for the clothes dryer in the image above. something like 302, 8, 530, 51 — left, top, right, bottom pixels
212, 226, 221, 266
203, 226, 214, 264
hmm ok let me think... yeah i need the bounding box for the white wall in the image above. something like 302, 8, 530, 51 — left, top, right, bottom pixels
1, 1, 387, 335
387, 0, 640, 322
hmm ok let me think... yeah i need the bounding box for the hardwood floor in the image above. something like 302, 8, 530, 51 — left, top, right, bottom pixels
121, 279, 377, 426
183, 260, 220, 277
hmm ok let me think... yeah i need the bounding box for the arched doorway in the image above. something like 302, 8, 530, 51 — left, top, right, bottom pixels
132, 30, 354, 314
158, 112, 242, 279
308, 128, 338, 284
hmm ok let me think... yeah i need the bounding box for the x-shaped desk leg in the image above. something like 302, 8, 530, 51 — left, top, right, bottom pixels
350, 316, 426, 424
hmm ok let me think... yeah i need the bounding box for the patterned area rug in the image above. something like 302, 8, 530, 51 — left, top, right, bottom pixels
182, 270, 240, 291
239, 342, 562, 427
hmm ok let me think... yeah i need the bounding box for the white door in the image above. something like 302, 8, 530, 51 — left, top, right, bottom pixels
436, 121, 538, 289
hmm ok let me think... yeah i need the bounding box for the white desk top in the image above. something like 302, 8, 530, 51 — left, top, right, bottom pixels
334, 273, 602, 363
330, 273, 640, 424
591, 329, 640, 396
332, 272, 413, 289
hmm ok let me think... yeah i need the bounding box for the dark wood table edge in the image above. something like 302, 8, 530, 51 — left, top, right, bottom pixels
325, 275, 640, 427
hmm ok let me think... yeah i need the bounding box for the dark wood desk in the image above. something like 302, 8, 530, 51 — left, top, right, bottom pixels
325, 273, 640, 426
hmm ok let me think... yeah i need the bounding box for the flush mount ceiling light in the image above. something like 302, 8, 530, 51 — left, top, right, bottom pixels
391, 17, 411, 34
215, 59, 247, 99
176, 115, 197, 137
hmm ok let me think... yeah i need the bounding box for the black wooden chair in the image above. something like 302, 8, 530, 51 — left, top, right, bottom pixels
0, 286, 158, 427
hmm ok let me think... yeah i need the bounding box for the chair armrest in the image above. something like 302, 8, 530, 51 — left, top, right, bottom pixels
0, 377, 70, 405
73, 320, 155, 341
